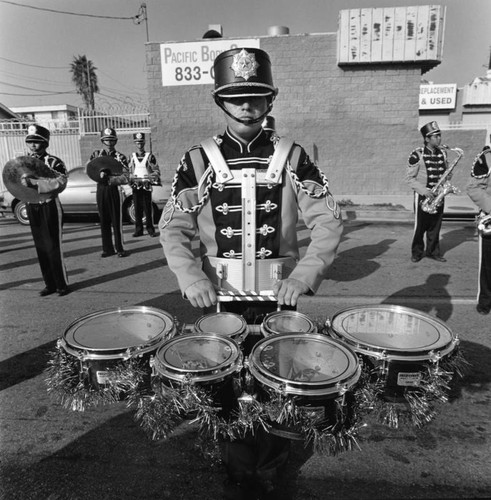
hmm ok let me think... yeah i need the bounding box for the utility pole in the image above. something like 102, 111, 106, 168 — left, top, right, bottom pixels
138, 3, 149, 42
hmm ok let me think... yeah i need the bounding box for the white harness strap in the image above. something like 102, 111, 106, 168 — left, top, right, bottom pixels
201, 137, 234, 183
265, 138, 294, 183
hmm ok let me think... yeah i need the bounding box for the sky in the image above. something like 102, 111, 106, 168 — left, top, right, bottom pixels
0, 0, 490, 111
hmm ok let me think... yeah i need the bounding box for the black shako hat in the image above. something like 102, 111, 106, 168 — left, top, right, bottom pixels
101, 127, 117, 140
212, 48, 278, 99
133, 132, 145, 142
25, 124, 50, 143
420, 121, 441, 138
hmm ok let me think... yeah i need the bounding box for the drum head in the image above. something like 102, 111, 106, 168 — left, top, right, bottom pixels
262, 311, 316, 336
153, 334, 241, 383
194, 312, 246, 337
63, 306, 175, 355
249, 333, 360, 397
329, 305, 455, 356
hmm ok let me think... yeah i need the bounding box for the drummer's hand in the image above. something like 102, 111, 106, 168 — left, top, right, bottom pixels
273, 278, 310, 307
20, 174, 35, 188
184, 279, 217, 308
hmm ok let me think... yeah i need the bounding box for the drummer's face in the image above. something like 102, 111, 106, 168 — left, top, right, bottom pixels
102, 139, 117, 150
26, 141, 47, 154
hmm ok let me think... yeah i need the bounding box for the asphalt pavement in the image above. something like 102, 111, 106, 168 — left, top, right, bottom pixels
0, 213, 490, 500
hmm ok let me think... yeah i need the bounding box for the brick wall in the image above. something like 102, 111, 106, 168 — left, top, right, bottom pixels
145, 33, 487, 202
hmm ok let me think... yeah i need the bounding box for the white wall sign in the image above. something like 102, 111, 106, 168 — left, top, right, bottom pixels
419, 84, 457, 110
160, 39, 260, 86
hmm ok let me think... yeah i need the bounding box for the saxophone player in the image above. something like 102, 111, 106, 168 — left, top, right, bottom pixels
466, 141, 491, 315
406, 121, 449, 263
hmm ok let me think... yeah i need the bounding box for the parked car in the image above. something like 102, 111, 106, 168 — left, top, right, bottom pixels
1, 166, 168, 225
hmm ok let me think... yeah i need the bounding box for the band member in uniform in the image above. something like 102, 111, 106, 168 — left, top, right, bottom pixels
466, 140, 491, 315
160, 47, 343, 499
87, 128, 129, 257
128, 132, 161, 237
21, 125, 70, 296
406, 121, 449, 263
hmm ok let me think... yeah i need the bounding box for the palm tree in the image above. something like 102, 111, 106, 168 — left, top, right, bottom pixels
70, 55, 99, 111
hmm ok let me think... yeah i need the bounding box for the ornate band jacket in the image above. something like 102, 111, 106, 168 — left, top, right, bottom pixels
27, 152, 68, 200
88, 149, 129, 186
405, 146, 448, 196
160, 128, 343, 296
466, 146, 491, 214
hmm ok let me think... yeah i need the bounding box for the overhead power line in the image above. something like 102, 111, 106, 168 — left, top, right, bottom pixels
0, 55, 67, 69
0, 80, 72, 93
0, 0, 138, 20
0, 91, 75, 96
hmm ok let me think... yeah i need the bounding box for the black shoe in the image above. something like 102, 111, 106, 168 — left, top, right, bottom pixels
101, 251, 116, 258
118, 250, 129, 258
428, 255, 446, 262
411, 255, 423, 262
148, 232, 157, 237
57, 287, 71, 296
476, 304, 490, 315
40, 287, 56, 297
132, 232, 143, 237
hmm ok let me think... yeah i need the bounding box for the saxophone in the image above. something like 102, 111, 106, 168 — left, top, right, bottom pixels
477, 213, 491, 236
421, 145, 464, 214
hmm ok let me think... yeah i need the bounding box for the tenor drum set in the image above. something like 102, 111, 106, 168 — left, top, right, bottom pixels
45, 302, 466, 453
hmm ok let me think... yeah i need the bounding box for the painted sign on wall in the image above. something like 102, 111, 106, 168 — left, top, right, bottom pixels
160, 39, 260, 86
338, 5, 445, 65
419, 84, 457, 109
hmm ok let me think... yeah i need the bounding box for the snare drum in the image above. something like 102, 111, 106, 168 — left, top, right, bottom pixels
194, 312, 248, 344
327, 305, 460, 400
59, 306, 176, 390
151, 333, 243, 416
247, 333, 361, 443
261, 311, 317, 337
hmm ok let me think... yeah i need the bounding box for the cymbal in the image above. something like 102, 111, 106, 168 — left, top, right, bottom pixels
86, 156, 124, 183
2, 156, 60, 203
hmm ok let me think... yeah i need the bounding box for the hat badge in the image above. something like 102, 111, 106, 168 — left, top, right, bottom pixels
28, 125, 37, 134
230, 49, 259, 81
136, 133, 143, 139
104, 128, 112, 135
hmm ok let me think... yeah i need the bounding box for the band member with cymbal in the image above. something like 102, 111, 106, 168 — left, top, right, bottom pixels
22, 124, 70, 296
87, 128, 129, 258
160, 47, 342, 499
128, 132, 161, 237
406, 121, 449, 263
466, 139, 491, 315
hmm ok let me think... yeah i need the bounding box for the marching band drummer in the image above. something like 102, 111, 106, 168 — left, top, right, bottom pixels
87, 128, 129, 258
160, 47, 343, 500
21, 125, 70, 296
128, 132, 161, 238
466, 140, 491, 315
406, 121, 450, 263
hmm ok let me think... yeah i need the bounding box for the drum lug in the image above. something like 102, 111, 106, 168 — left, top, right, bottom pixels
79, 359, 89, 382
149, 355, 156, 376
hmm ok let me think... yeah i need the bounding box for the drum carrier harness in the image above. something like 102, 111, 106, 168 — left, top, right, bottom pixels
166, 136, 333, 306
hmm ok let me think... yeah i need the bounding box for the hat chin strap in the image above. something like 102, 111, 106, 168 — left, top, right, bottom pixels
215, 97, 273, 125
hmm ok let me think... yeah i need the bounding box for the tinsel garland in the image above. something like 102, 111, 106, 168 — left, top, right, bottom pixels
256, 388, 361, 455
44, 344, 147, 412
129, 378, 362, 456
357, 349, 469, 428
